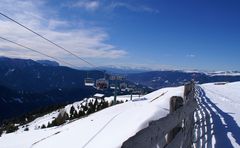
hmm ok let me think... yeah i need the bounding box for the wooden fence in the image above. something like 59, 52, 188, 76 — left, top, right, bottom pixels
121, 81, 197, 148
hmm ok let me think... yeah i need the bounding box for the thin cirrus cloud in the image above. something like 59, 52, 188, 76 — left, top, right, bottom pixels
67, 0, 159, 13
108, 2, 159, 13
186, 54, 196, 58
0, 0, 127, 67
68, 0, 100, 11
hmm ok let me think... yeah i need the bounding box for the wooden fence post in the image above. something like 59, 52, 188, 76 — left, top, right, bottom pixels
182, 80, 195, 148
167, 96, 184, 143
122, 81, 196, 148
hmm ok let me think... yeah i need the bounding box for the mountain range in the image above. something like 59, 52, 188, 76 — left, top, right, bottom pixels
1, 57, 240, 122
127, 70, 240, 89
0, 57, 122, 122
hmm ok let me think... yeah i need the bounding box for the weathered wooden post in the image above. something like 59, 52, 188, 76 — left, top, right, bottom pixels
182, 80, 195, 148
121, 81, 197, 148
167, 81, 195, 146
184, 82, 192, 100
167, 96, 184, 143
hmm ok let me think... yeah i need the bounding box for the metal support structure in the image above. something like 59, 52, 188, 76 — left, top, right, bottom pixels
130, 91, 133, 101
110, 75, 124, 105
114, 80, 118, 105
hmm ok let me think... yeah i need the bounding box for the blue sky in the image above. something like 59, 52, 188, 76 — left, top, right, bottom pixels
0, 0, 239, 71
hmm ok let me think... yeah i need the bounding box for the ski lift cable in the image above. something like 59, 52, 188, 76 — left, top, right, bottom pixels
0, 36, 78, 68
0, 36, 109, 89
0, 12, 104, 73
0, 12, 126, 86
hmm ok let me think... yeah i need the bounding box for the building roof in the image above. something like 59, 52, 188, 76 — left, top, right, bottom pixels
94, 93, 105, 98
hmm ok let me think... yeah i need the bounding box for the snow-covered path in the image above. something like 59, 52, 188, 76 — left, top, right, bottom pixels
194, 84, 240, 148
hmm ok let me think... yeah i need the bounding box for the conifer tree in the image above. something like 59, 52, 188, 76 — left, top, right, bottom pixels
24, 127, 29, 131
70, 106, 76, 119
5, 124, 18, 133
51, 109, 69, 126
82, 104, 88, 112
47, 122, 51, 128
87, 101, 94, 114
93, 99, 99, 112
78, 110, 85, 117
41, 124, 46, 129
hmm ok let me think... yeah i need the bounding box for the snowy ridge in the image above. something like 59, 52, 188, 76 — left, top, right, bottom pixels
180, 70, 240, 76
206, 71, 240, 76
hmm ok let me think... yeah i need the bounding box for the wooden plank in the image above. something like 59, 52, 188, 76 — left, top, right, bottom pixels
122, 98, 197, 148
150, 91, 168, 102
165, 130, 184, 148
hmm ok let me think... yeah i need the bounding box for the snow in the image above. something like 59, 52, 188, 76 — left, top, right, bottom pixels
1, 81, 239, 148
194, 82, 240, 148
206, 71, 240, 76
104, 95, 140, 102
4, 69, 15, 76
13, 98, 23, 104
182, 70, 240, 76
0, 86, 183, 148
93, 93, 105, 98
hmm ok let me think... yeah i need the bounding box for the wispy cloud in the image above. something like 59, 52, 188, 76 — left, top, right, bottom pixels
66, 1, 159, 13
68, 0, 100, 11
186, 54, 196, 58
108, 2, 159, 13
0, 0, 126, 67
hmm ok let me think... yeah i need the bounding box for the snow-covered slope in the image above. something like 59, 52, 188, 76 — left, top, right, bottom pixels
194, 82, 240, 148
206, 71, 240, 76
1, 81, 240, 148
0, 86, 183, 148
16, 95, 141, 132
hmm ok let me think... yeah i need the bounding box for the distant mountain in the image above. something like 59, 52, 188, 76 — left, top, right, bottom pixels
205, 71, 240, 76
36, 60, 60, 67
0, 57, 105, 121
100, 66, 150, 74
0, 57, 102, 92
2, 57, 239, 121
127, 70, 240, 89
0, 57, 145, 122
0, 85, 97, 122
92, 65, 240, 76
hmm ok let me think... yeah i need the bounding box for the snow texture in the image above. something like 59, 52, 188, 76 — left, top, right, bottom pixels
0, 87, 183, 148
194, 82, 240, 148
1, 82, 240, 148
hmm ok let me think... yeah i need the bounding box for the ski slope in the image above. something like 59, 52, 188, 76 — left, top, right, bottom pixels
0, 86, 184, 148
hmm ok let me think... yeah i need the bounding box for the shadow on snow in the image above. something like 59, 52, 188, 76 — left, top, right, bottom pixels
194, 86, 240, 148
